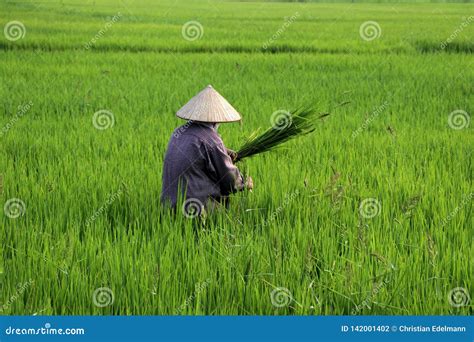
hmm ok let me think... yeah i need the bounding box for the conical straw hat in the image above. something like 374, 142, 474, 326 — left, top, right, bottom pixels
176, 85, 242, 123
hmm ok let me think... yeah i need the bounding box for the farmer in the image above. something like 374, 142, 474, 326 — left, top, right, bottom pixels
161, 85, 253, 216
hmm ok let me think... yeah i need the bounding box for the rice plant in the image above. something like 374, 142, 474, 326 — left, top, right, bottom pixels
0, 0, 472, 316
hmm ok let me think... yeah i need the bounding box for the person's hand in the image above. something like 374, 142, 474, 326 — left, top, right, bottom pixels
245, 176, 253, 191
226, 148, 238, 163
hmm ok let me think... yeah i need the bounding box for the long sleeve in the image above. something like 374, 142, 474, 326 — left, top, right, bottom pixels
204, 138, 244, 196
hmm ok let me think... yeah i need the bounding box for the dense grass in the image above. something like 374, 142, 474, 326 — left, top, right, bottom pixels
0, 0, 472, 315
247, 0, 474, 3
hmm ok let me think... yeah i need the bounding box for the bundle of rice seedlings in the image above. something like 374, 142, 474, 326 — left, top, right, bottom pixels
235, 104, 346, 162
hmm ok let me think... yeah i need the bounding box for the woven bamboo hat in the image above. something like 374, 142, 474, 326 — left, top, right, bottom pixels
176, 85, 242, 123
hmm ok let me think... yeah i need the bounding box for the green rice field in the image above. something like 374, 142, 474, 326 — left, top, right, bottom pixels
0, 0, 473, 315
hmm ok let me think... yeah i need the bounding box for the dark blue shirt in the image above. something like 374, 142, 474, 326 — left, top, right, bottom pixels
161, 122, 244, 208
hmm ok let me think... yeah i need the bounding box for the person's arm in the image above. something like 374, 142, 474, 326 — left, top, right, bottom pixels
204, 139, 245, 196
225, 148, 238, 162
225, 148, 253, 190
